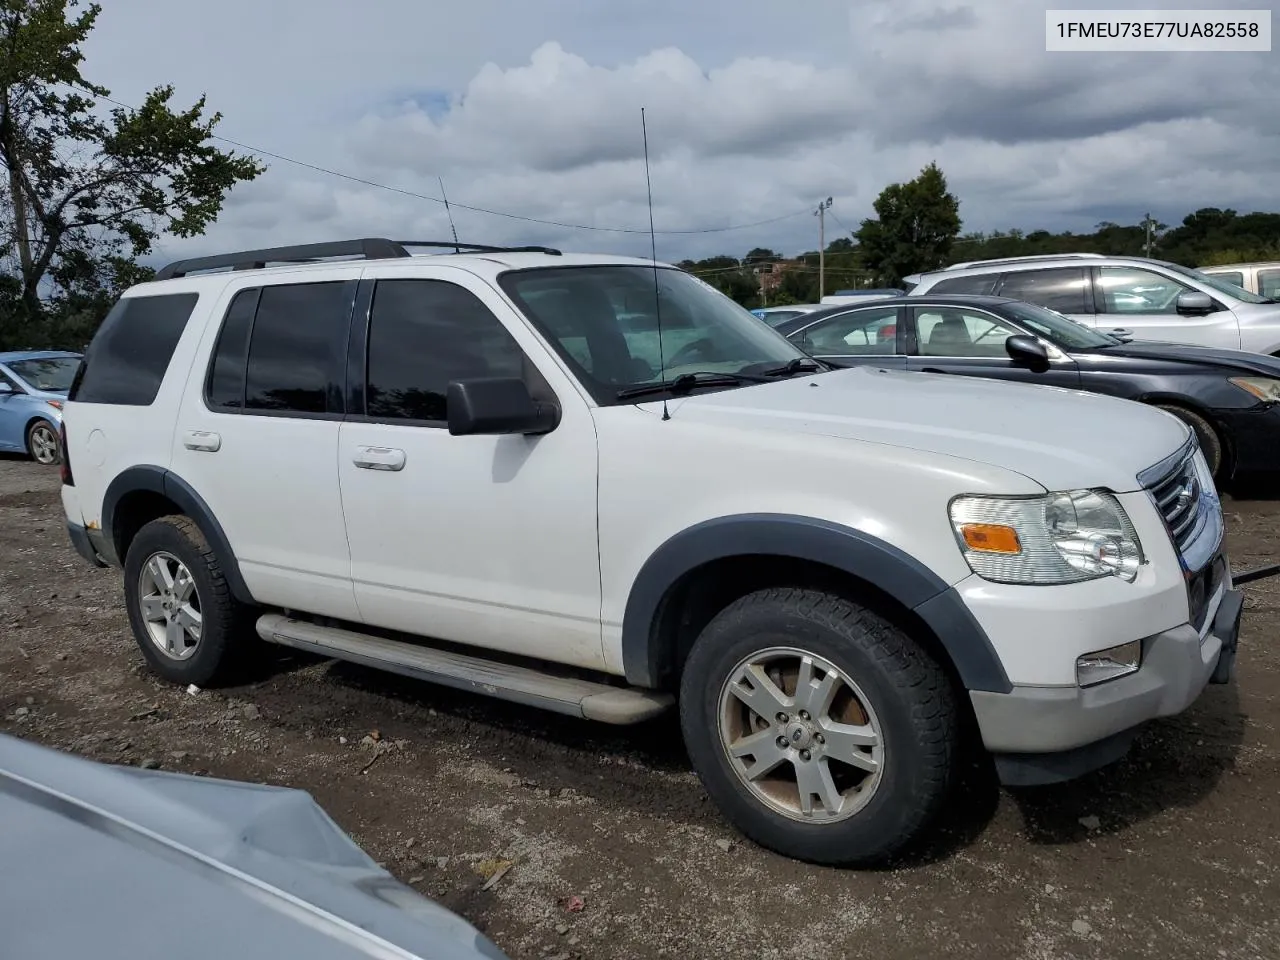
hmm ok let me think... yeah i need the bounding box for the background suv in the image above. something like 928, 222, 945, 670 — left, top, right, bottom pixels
905, 253, 1280, 355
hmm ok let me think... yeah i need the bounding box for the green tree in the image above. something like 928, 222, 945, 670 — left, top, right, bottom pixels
855, 162, 961, 285
0, 0, 264, 346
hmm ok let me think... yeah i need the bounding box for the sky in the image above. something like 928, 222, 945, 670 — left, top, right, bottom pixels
80, 0, 1280, 265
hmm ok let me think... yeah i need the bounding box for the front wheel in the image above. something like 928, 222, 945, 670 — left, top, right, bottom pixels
26, 420, 60, 465
679, 587, 958, 866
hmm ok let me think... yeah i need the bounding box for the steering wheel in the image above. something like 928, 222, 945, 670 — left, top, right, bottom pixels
666, 337, 716, 368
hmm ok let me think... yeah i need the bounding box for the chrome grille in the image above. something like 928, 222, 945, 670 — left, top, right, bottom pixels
1141, 441, 1216, 562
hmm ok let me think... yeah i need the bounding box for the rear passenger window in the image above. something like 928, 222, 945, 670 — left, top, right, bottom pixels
997, 268, 1089, 314
205, 289, 258, 409
69, 293, 198, 405
929, 274, 998, 295
244, 282, 352, 415
365, 280, 526, 423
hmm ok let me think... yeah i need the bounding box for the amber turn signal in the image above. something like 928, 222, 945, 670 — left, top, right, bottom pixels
959, 523, 1022, 554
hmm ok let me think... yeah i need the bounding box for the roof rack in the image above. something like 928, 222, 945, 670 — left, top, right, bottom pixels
944, 252, 1106, 271
153, 238, 563, 281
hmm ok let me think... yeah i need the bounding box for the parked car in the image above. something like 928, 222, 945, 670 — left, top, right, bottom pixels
60, 237, 1240, 867
775, 293, 1280, 482
0, 732, 509, 960
1197, 261, 1280, 300
0, 350, 81, 464
750, 304, 823, 327
903, 253, 1280, 354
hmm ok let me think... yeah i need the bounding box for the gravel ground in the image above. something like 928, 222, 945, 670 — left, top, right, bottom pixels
2, 454, 1279, 960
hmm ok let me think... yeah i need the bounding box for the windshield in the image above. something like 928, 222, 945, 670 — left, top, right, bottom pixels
1158, 261, 1272, 304
998, 301, 1120, 349
499, 265, 812, 404
6, 356, 80, 392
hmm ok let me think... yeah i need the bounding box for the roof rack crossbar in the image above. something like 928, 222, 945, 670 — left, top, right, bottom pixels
154, 237, 564, 281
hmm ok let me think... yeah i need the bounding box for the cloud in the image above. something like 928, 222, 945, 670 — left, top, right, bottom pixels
83, 0, 1280, 266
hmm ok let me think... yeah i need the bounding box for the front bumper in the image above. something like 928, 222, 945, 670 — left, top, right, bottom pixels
971, 580, 1242, 785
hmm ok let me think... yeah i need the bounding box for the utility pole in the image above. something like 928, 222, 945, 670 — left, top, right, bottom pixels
815, 197, 832, 299
1143, 212, 1153, 257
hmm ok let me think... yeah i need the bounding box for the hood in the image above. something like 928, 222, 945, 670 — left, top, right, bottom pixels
0, 734, 508, 960
664, 366, 1188, 493
1082, 340, 1280, 376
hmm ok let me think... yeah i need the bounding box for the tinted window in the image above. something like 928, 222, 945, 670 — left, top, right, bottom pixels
929, 274, 998, 295
70, 294, 197, 405
795, 306, 899, 355
1259, 269, 1280, 300
366, 280, 526, 423
997, 268, 1089, 314
244, 282, 351, 414
1096, 267, 1188, 315
205, 289, 258, 409
915, 307, 1022, 357
8, 357, 81, 392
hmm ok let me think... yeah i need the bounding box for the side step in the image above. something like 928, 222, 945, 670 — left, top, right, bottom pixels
255, 614, 674, 725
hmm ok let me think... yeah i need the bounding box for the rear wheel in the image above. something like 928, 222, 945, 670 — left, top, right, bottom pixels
679, 587, 958, 866
1155, 404, 1224, 479
123, 516, 256, 687
26, 420, 60, 465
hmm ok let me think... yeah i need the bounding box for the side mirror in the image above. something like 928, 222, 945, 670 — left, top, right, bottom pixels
1176, 290, 1216, 315
446, 377, 558, 436
1005, 334, 1050, 372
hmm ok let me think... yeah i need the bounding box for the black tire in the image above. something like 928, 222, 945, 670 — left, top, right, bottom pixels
1155, 404, 1224, 479
679, 587, 957, 867
25, 419, 60, 465
123, 515, 256, 687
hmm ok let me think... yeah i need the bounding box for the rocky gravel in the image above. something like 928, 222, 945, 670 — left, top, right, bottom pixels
2, 453, 1279, 959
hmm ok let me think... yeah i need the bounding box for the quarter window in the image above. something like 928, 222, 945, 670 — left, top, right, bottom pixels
69, 293, 197, 405
1095, 267, 1189, 315
365, 280, 527, 423
794, 306, 899, 355
244, 282, 352, 414
915, 307, 1023, 357
997, 268, 1089, 314
205, 289, 258, 409
1258, 269, 1280, 300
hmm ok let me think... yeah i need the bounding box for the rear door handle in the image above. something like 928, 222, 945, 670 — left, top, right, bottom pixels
353, 446, 406, 471
183, 430, 221, 452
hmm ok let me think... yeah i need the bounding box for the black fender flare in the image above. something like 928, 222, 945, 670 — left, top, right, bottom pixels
101, 465, 256, 605
620, 513, 1011, 694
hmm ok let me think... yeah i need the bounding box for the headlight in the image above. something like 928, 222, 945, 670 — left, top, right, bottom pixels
949, 490, 1144, 585
1228, 376, 1280, 402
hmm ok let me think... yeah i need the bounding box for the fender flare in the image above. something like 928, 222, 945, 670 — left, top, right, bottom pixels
620, 513, 1011, 694
101, 465, 256, 605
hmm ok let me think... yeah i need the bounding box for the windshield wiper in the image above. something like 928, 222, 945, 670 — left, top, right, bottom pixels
755, 357, 828, 377
616, 370, 772, 401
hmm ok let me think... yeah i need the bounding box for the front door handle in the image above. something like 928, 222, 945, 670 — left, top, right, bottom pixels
183, 430, 221, 452
353, 446, 406, 471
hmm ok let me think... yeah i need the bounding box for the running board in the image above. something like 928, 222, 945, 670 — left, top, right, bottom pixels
255, 614, 673, 725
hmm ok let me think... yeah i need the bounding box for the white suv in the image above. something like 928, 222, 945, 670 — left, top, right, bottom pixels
59, 238, 1242, 866
905, 253, 1280, 354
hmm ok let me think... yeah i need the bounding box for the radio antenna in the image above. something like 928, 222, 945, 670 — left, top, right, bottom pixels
641, 107, 670, 421
438, 176, 461, 252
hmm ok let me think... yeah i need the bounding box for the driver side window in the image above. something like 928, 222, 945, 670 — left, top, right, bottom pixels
915, 308, 1023, 358
1096, 267, 1189, 315
795, 306, 899, 356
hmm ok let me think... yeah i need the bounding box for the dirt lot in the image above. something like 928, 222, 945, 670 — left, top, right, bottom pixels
2, 456, 1278, 960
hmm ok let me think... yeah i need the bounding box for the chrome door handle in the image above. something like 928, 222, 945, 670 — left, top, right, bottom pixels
183, 430, 221, 452
353, 446, 406, 471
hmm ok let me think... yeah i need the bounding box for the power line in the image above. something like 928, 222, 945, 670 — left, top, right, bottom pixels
79, 86, 812, 236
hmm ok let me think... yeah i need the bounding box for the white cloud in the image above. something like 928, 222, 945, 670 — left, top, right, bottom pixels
84, 0, 1280, 265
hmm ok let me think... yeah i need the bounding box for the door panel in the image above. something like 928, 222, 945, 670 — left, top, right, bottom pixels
170, 275, 361, 621
905, 305, 1082, 389
1091, 265, 1241, 349
337, 268, 604, 670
